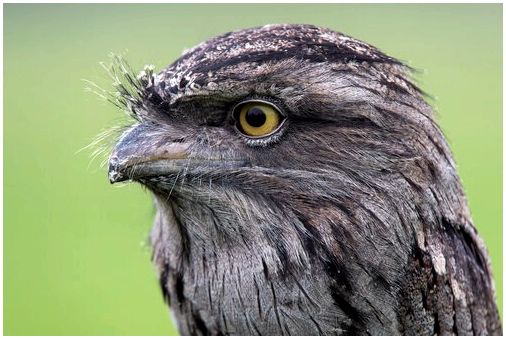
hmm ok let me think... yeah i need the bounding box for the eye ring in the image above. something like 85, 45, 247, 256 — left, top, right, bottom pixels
232, 99, 287, 139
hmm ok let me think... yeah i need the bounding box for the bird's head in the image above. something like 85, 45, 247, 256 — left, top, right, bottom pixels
104, 25, 496, 335
108, 24, 456, 262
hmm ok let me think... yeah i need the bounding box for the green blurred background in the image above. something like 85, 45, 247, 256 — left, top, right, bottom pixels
4, 4, 502, 335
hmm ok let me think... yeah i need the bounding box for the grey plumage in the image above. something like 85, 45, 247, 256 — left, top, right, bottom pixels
107, 24, 501, 335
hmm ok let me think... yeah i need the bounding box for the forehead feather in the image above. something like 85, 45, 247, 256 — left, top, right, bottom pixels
154, 24, 402, 98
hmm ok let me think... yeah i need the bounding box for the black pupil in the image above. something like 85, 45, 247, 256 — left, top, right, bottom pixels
245, 107, 267, 127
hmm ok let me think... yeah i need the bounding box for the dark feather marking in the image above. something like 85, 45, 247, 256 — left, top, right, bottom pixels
249, 315, 262, 335
159, 267, 170, 305
207, 280, 213, 312
308, 313, 324, 335
171, 204, 191, 260
174, 272, 185, 304
191, 309, 210, 335
253, 276, 263, 319
235, 267, 246, 309
278, 308, 293, 335
242, 311, 253, 334
191, 47, 400, 77
221, 310, 229, 334
270, 281, 284, 334
261, 258, 270, 280
330, 290, 364, 335
292, 276, 318, 308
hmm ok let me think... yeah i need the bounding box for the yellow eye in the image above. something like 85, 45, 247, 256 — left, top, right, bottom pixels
234, 101, 285, 138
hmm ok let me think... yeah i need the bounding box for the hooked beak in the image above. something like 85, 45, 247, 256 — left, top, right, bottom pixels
108, 124, 190, 183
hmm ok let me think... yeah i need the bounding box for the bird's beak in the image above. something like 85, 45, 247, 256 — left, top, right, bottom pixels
108, 123, 190, 183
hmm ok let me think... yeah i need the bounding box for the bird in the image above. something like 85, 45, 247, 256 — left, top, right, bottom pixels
106, 24, 501, 335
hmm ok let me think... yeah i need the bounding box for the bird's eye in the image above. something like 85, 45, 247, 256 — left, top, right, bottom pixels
233, 101, 285, 138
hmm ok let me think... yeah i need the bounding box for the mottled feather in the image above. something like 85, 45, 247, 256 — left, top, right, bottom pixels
108, 24, 501, 335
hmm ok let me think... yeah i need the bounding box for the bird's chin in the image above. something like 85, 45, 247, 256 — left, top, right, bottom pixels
137, 175, 183, 195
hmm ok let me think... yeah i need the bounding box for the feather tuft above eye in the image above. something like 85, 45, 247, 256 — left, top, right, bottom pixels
82, 55, 161, 170
87, 53, 159, 121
